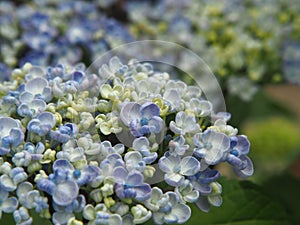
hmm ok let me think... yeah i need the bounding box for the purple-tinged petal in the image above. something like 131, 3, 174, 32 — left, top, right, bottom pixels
72, 71, 84, 83
126, 171, 144, 186
180, 156, 200, 176
113, 166, 128, 183
167, 192, 180, 206
169, 121, 183, 135
0, 147, 10, 155
148, 116, 163, 133
30, 99, 47, 114
49, 130, 70, 143
159, 155, 180, 174
0, 174, 16, 192
195, 196, 210, 212
37, 112, 56, 128
192, 182, 211, 194
165, 173, 184, 187
1, 197, 18, 213
53, 159, 74, 172
42, 87, 52, 102
37, 179, 56, 195
140, 102, 160, 118
198, 170, 220, 184
0, 117, 19, 137
9, 128, 24, 146
234, 135, 250, 155
25, 77, 48, 95
19, 91, 34, 103
233, 156, 254, 178
120, 102, 141, 126
170, 203, 191, 224
134, 183, 152, 201
53, 180, 79, 206
143, 152, 158, 164
0, 189, 8, 201
211, 112, 231, 122
125, 152, 145, 172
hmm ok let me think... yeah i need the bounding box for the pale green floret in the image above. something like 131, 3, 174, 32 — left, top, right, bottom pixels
207, 182, 223, 207
79, 112, 95, 130
95, 114, 122, 135
67, 217, 83, 225
131, 204, 152, 224
100, 84, 124, 101
143, 166, 156, 179
209, 119, 238, 136
40, 149, 56, 164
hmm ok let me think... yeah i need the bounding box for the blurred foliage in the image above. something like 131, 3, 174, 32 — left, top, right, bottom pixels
226, 90, 296, 127
189, 178, 293, 225
242, 115, 300, 178
144, 178, 293, 225
262, 173, 300, 225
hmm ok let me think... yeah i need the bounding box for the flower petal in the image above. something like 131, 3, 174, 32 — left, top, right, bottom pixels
17, 182, 33, 198
180, 156, 200, 176
195, 196, 210, 212
159, 155, 180, 174
25, 77, 48, 95
140, 102, 160, 118
134, 183, 152, 202
208, 194, 222, 207
132, 137, 149, 150
0, 174, 16, 192
113, 166, 128, 183
83, 204, 95, 220
109, 214, 122, 225
38, 112, 56, 128
120, 102, 141, 126
1, 197, 18, 213
53, 212, 74, 225
53, 180, 79, 206
0, 189, 8, 201
30, 99, 47, 114
148, 116, 163, 133
165, 173, 184, 187
53, 159, 74, 172
9, 128, 24, 146
126, 170, 144, 186
19, 91, 34, 103
171, 203, 191, 224
0, 117, 18, 137
235, 135, 250, 155
233, 156, 254, 178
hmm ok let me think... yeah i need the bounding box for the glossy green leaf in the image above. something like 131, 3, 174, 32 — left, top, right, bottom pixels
187, 179, 292, 225
146, 179, 292, 225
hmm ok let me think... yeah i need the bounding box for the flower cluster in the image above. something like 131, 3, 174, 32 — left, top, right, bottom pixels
0, 57, 253, 225
126, 0, 300, 99
0, 0, 133, 79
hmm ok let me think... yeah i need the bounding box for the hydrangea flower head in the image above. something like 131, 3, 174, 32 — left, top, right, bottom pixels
0, 56, 253, 224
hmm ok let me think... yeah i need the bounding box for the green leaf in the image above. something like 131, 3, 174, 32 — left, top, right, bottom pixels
1, 209, 53, 225
187, 179, 292, 225
262, 173, 300, 225
145, 179, 292, 225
